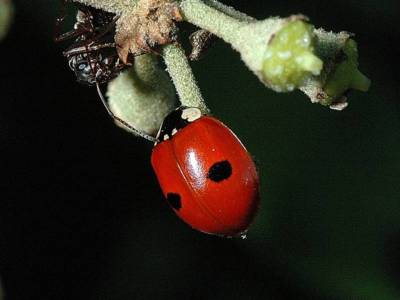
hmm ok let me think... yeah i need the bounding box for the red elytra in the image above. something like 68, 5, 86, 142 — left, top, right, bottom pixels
151, 107, 260, 237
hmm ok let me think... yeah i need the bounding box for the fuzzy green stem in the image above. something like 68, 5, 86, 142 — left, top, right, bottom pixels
73, 0, 370, 108
162, 43, 209, 114
180, 0, 248, 46
202, 0, 256, 22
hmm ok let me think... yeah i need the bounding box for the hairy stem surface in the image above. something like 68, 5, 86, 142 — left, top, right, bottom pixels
162, 43, 209, 113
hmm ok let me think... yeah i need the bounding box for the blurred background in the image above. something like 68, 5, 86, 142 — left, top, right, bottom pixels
0, 0, 399, 299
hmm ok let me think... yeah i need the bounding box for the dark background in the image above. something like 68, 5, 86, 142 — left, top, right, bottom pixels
0, 0, 399, 299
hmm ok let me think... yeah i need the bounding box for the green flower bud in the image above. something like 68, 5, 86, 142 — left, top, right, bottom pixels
323, 39, 370, 99
107, 54, 177, 136
262, 20, 323, 92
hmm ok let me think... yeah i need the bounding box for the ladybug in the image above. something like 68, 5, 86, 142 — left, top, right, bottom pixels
151, 106, 260, 237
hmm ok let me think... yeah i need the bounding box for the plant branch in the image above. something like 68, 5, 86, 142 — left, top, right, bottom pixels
179, 0, 369, 107
202, 0, 255, 22
72, 0, 370, 109
180, 0, 250, 46
180, 0, 319, 92
162, 43, 209, 113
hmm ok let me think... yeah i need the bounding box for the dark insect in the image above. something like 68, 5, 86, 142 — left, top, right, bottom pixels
55, 0, 157, 142
54, 0, 131, 85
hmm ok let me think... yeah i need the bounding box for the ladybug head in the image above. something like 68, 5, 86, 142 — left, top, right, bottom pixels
155, 106, 203, 144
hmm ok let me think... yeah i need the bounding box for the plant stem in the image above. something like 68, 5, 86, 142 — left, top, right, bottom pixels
202, 0, 255, 22
162, 43, 209, 114
179, 0, 247, 46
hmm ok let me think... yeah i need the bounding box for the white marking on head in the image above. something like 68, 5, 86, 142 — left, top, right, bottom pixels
171, 128, 178, 136
329, 99, 348, 111
181, 107, 202, 122
163, 134, 170, 140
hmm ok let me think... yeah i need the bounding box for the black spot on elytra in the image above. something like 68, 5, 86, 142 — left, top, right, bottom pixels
207, 160, 232, 182
166, 193, 182, 210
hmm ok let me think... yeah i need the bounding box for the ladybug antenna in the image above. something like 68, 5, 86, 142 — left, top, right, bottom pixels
95, 82, 158, 143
